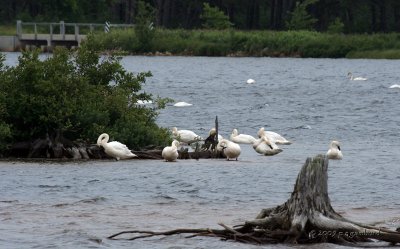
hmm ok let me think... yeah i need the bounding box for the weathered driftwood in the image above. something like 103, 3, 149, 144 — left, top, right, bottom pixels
108, 154, 400, 246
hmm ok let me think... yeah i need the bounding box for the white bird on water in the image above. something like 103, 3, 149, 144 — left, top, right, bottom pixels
97, 133, 137, 160
389, 84, 400, 89
326, 140, 343, 160
230, 128, 256, 144
347, 72, 367, 81
173, 102, 192, 107
162, 140, 180, 162
171, 127, 202, 144
247, 79, 256, 84
257, 127, 291, 145
252, 136, 283, 156
217, 139, 241, 160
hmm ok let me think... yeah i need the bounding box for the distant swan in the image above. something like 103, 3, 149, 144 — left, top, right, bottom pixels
257, 127, 291, 145
326, 140, 343, 160
389, 84, 400, 89
162, 140, 180, 162
136, 100, 153, 105
217, 139, 241, 160
97, 133, 137, 160
348, 72, 367, 81
172, 127, 202, 144
230, 129, 256, 144
247, 79, 255, 84
252, 136, 283, 156
173, 102, 192, 107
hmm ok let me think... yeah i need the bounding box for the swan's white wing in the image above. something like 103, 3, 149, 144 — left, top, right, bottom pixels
108, 141, 130, 151
231, 134, 256, 144
263, 131, 291, 145
178, 130, 202, 143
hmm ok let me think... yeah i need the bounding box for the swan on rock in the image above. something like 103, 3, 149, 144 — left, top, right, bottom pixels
257, 127, 291, 145
97, 133, 137, 160
208, 128, 223, 141
252, 136, 283, 156
326, 140, 343, 160
162, 140, 180, 162
230, 129, 256, 144
347, 72, 367, 81
171, 127, 203, 144
217, 139, 241, 160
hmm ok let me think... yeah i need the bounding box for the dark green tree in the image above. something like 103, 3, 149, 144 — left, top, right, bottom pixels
200, 3, 233, 29
286, 0, 318, 31
134, 0, 156, 52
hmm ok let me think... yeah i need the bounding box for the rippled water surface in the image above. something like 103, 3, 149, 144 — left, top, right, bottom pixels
1, 54, 400, 248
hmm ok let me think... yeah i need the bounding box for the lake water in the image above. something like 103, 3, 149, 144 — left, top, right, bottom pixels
1, 53, 400, 248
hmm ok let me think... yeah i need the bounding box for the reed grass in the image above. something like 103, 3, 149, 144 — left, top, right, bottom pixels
0, 25, 16, 35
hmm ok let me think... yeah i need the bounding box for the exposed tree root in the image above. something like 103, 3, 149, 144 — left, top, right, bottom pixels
108, 154, 400, 246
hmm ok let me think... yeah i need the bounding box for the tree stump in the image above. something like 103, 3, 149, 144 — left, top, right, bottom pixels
108, 154, 400, 245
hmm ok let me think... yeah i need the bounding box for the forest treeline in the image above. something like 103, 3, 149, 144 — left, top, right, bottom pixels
1, 0, 400, 33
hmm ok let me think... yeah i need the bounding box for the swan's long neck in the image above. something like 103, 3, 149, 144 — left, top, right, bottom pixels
97, 133, 109, 146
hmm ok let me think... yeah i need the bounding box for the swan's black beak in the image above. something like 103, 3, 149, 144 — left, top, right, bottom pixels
268, 144, 273, 150
338, 146, 341, 151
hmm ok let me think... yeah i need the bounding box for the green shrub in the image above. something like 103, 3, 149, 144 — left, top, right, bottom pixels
0, 43, 172, 152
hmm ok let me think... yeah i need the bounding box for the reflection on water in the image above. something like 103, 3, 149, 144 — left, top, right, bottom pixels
1, 55, 400, 248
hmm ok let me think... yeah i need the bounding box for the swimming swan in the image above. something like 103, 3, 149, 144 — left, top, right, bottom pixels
162, 140, 180, 162
326, 140, 343, 160
347, 72, 367, 81
173, 102, 193, 107
217, 139, 241, 160
389, 84, 400, 89
252, 136, 283, 156
97, 133, 137, 160
257, 127, 291, 145
230, 129, 256, 144
172, 127, 203, 144
247, 79, 255, 84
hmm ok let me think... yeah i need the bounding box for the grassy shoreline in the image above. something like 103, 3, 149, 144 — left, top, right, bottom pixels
88, 29, 400, 59
2, 24, 400, 59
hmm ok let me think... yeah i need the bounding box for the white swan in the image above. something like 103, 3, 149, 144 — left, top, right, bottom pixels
389, 84, 400, 89
171, 127, 202, 144
252, 136, 283, 156
217, 139, 241, 160
348, 72, 367, 81
162, 140, 180, 162
136, 99, 153, 105
326, 140, 343, 160
97, 133, 137, 160
257, 127, 291, 145
230, 129, 256, 144
247, 79, 255, 84
173, 102, 192, 107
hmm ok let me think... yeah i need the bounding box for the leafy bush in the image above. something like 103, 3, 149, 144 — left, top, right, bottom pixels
0, 41, 172, 153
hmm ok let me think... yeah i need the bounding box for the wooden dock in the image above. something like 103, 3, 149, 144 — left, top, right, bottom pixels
12, 20, 134, 51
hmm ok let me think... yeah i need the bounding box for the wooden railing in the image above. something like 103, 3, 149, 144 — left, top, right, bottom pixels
15, 20, 135, 47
